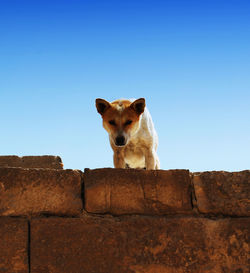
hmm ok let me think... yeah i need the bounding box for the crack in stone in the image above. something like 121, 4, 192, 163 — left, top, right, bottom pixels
27, 220, 31, 273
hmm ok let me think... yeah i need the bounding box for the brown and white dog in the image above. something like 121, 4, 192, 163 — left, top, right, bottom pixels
95, 98, 160, 170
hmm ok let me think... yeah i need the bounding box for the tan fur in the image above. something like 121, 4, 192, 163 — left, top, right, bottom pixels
96, 98, 160, 170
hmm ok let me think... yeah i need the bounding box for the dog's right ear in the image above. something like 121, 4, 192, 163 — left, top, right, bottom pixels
96, 98, 111, 115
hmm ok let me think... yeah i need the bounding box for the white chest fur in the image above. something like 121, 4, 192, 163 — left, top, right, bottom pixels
123, 108, 158, 169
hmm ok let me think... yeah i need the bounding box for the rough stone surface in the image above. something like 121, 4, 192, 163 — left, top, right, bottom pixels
30, 216, 250, 273
0, 217, 28, 273
193, 170, 250, 216
84, 168, 192, 215
0, 167, 82, 216
0, 155, 63, 169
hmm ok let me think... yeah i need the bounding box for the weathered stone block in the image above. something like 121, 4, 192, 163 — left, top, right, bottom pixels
193, 171, 250, 216
0, 155, 63, 169
0, 168, 82, 216
30, 216, 249, 273
84, 168, 192, 215
21, 155, 63, 169
0, 217, 28, 273
0, 155, 20, 167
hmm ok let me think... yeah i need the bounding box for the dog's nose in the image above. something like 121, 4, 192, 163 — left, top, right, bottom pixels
115, 136, 125, 146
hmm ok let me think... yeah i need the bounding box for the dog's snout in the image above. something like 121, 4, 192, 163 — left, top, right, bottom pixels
115, 135, 125, 146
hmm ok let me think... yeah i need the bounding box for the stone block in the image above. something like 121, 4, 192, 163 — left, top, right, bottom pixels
0, 168, 82, 216
0, 217, 28, 273
30, 216, 250, 273
84, 168, 192, 215
193, 171, 250, 216
0, 155, 20, 167
0, 155, 63, 169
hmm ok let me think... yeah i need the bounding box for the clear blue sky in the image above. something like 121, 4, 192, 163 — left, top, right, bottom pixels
0, 0, 249, 171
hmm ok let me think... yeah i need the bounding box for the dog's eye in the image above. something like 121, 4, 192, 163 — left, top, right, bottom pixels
109, 120, 116, 126
124, 120, 132, 126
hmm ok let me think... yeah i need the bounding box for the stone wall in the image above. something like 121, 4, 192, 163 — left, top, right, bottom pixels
0, 156, 249, 273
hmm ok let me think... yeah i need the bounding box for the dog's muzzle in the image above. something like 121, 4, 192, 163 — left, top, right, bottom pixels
115, 135, 126, 146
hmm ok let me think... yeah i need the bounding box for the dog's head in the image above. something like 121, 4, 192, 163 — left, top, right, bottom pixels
96, 98, 145, 147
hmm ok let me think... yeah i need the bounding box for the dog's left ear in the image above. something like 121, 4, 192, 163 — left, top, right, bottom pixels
96, 98, 111, 115
131, 98, 145, 115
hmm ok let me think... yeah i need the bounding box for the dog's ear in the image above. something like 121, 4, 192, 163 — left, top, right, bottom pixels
96, 98, 111, 115
130, 98, 145, 115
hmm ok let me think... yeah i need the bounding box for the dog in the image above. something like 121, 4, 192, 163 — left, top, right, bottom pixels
95, 98, 160, 170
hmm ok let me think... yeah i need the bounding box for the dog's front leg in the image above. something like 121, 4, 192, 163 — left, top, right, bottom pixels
145, 148, 157, 170
113, 150, 126, 168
